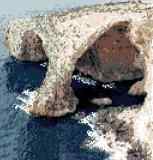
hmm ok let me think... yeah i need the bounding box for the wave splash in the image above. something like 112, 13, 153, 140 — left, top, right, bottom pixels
13, 89, 37, 114
80, 112, 131, 160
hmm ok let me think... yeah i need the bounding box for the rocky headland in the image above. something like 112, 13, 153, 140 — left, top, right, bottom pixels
5, 1, 153, 160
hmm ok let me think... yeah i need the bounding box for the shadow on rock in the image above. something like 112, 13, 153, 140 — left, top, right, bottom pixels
17, 117, 109, 160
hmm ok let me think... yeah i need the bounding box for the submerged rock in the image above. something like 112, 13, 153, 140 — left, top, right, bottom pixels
91, 98, 112, 106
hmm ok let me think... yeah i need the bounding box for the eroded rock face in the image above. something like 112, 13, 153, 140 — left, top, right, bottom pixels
5, 3, 153, 159
6, 29, 47, 62
128, 80, 146, 96
5, 3, 148, 117
20, 30, 47, 62
76, 21, 144, 82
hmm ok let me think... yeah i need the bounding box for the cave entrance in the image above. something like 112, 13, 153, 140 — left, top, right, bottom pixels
71, 21, 146, 108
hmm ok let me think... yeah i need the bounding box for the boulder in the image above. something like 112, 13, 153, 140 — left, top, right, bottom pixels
128, 80, 146, 96
91, 97, 112, 106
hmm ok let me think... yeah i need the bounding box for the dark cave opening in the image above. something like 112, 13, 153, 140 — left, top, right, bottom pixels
71, 21, 146, 108
71, 70, 146, 108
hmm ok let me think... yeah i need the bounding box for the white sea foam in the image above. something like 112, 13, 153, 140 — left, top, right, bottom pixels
80, 112, 131, 160
13, 89, 37, 114
80, 113, 111, 151
72, 74, 97, 86
40, 62, 48, 67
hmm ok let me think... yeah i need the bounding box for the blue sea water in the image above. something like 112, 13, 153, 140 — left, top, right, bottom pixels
0, 1, 146, 159
0, 5, 110, 160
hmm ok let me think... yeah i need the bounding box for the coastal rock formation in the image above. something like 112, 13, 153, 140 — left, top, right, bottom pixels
5, 2, 153, 159
20, 30, 47, 62
128, 79, 146, 96
5, 3, 147, 117
6, 30, 47, 62
76, 21, 144, 82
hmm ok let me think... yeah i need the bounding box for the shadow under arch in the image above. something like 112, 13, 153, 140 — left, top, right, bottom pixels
4, 57, 47, 93
72, 21, 146, 109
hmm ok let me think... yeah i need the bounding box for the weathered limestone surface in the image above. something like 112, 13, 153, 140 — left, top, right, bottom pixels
5, 29, 47, 62
6, 3, 147, 117
5, 2, 153, 159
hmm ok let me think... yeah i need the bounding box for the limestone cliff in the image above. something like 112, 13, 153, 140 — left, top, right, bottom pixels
5, 2, 153, 159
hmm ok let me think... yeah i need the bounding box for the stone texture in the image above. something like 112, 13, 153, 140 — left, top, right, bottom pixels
5, 2, 153, 159
75, 21, 144, 82
128, 80, 146, 96
5, 3, 148, 117
20, 30, 47, 62
127, 141, 148, 160
6, 29, 47, 62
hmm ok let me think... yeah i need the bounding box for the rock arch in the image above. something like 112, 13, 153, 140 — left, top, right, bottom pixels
5, 3, 149, 118
5, 3, 153, 159
22, 20, 145, 117
75, 21, 144, 82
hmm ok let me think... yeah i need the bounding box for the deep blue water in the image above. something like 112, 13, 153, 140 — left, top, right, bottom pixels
0, 3, 146, 158
0, 18, 108, 160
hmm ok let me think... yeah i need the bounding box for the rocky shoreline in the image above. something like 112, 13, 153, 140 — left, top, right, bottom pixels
5, 2, 153, 159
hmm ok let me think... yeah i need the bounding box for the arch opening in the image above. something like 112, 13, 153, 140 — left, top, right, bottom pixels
71, 21, 146, 108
